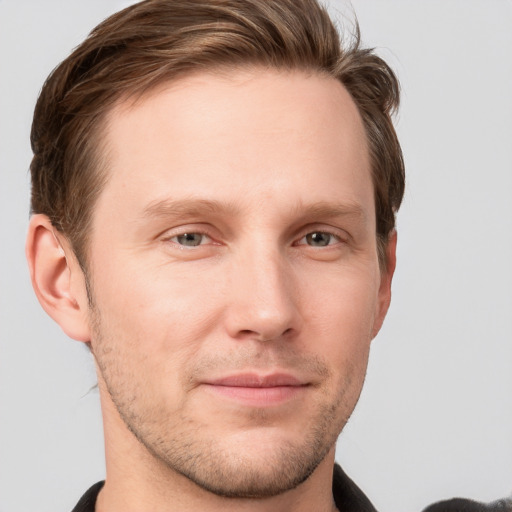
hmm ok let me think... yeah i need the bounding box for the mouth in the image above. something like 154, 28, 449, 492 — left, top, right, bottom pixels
201, 372, 310, 406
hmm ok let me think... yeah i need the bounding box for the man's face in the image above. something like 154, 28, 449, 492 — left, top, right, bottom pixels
86, 68, 392, 497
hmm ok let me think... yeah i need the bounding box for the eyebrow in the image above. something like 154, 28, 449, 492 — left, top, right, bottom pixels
142, 197, 367, 224
142, 198, 241, 219
290, 200, 367, 224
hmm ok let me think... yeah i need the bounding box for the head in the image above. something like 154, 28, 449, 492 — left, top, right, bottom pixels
27, 0, 404, 502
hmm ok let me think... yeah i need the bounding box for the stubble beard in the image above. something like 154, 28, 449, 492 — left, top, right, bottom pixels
89, 304, 362, 499
142, 392, 350, 499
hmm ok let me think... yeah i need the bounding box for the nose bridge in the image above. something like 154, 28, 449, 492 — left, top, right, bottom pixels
226, 239, 299, 341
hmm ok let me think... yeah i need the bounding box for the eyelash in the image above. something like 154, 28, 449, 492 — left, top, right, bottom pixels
167, 232, 213, 248
295, 231, 343, 248
163, 229, 345, 249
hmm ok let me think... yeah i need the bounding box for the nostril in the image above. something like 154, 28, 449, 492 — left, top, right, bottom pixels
235, 328, 294, 342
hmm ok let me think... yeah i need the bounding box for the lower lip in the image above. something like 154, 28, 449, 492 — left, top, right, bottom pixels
203, 384, 306, 406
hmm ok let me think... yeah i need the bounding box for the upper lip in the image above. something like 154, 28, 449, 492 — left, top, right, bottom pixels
204, 373, 307, 388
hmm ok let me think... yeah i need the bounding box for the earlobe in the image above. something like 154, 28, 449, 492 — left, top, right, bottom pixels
372, 230, 397, 339
26, 214, 91, 342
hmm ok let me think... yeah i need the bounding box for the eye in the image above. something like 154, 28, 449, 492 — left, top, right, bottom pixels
300, 231, 340, 247
170, 232, 211, 247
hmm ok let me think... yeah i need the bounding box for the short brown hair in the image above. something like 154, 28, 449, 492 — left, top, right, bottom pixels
30, 0, 404, 268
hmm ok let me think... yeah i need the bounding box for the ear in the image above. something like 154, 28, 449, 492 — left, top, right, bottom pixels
26, 214, 91, 342
372, 230, 397, 339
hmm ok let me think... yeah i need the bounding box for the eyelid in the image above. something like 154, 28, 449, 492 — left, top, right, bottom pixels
296, 233, 341, 247
293, 225, 350, 246
159, 225, 219, 246
171, 232, 211, 246
157, 223, 349, 247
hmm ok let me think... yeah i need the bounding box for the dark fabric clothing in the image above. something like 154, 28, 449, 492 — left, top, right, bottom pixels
71, 469, 512, 512
332, 464, 377, 511
422, 496, 512, 512
71, 481, 104, 512
71, 464, 377, 511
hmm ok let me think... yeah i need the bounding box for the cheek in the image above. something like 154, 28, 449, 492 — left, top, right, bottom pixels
296, 264, 379, 408
89, 255, 228, 371
95, 250, 221, 315
299, 263, 380, 353
88, 266, 220, 413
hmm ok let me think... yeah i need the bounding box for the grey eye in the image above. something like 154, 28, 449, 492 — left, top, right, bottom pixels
305, 232, 334, 247
175, 233, 205, 246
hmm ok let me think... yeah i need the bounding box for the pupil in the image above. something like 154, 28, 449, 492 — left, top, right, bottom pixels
178, 233, 201, 246
307, 232, 330, 246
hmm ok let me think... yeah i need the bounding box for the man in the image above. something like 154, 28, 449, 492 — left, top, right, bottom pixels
24, 0, 509, 511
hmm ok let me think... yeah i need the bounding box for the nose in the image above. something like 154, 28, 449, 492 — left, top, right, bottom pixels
223, 246, 301, 343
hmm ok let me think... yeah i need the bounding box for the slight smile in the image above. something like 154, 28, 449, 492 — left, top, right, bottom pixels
202, 373, 310, 406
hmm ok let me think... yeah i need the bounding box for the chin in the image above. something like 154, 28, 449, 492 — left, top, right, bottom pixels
168, 438, 331, 498
138, 411, 342, 499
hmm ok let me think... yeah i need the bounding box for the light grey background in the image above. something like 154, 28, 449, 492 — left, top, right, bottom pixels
1, 1, 511, 511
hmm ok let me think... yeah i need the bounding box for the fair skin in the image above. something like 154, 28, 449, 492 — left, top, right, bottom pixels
27, 68, 396, 512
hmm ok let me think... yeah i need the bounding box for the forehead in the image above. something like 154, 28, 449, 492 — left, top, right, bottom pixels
97, 68, 373, 225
